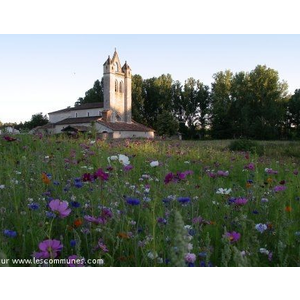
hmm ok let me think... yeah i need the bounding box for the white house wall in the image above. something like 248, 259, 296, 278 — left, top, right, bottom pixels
49, 108, 103, 123
113, 131, 154, 139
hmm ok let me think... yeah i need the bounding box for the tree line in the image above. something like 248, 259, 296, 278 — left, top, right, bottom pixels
75, 64, 300, 140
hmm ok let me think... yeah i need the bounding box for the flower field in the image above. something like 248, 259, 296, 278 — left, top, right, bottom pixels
1, 135, 300, 267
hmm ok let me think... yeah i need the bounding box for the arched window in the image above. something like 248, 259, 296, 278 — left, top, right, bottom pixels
119, 81, 123, 93
115, 62, 119, 72
115, 80, 118, 92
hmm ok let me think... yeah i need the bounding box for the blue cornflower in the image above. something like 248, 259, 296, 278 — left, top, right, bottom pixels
46, 211, 56, 218
3, 230, 17, 238
28, 203, 39, 210
74, 181, 83, 188
70, 240, 76, 247
126, 197, 140, 206
53, 181, 60, 186
71, 201, 81, 208
178, 197, 191, 204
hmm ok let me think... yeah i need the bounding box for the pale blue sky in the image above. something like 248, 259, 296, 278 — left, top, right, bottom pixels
1, 34, 300, 123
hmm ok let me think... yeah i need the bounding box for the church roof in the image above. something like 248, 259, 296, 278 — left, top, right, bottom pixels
49, 103, 104, 114
55, 116, 100, 125
97, 120, 154, 132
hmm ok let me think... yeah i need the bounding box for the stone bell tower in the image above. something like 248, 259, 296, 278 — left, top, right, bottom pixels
103, 49, 132, 123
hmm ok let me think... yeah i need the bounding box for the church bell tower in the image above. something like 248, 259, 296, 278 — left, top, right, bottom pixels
103, 49, 132, 123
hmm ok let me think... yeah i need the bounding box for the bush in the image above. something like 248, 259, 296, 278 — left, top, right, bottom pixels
228, 139, 263, 155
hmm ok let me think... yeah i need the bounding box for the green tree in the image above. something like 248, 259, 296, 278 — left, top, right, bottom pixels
75, 79, 104, 106
247, 65, 289, 139
132, 74, 146, 124
211, 70, 233, 139
288, 89, 300, 138
156, 110, 179, 137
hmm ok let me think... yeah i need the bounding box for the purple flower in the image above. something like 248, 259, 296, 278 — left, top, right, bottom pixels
185, 253, 197, 264
192, 216, 203, 224
33, 239, 63, 259
274, 185, 287, 193
49, 199, 71, 218
244, 163, 255, 171
84, 215, 107, 225
217, 170, 229, 177
67, 255, 85, 267
124, 164, 134, 172
94, 168, 109, 181
82, 173, 93, 182
225, 231, 241, 243
164, 172, 174, 184
126, 197, 140, 205
234, 197, 248, 206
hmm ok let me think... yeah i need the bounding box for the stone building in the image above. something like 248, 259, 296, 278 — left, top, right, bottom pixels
38, 50, 154, 138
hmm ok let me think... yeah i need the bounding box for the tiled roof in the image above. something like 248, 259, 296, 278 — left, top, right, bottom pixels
97, 120, 154, 132
49, 102, 103, 114
55, 116, 100, 125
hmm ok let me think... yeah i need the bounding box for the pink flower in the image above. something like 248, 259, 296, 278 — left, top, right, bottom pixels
234, 197, 248, 206
225, 231, 241, 243
49, 199, 71, 218
185, 253, 197, 263
244, 163, 255, 171
33, 239, 63, 259
94, 168, 109, 181
84, 215, 107, 225
274, 185, 287, 193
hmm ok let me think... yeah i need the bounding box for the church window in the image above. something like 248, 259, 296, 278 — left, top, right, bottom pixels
119, 81, 123, 93
115, 62, 119, 72
115, 80, 118, 92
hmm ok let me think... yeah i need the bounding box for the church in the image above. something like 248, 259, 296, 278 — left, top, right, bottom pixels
39, 50, 154, 139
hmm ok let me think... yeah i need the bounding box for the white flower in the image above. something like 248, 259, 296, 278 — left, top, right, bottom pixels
259, 248, 269, 255
0, 185, 5, 189
118, 154, 130, 166
147, 251, 158, 260
157, 257, 163, 264
150, 161, 159, 167
108, 154, 130, 166
107, 155, 118, 163
184, 161, 190, 164
187, 243, 193, 251
216, 188, 232, 195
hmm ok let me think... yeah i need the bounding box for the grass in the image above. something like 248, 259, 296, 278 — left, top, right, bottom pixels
0, 135, 300, 267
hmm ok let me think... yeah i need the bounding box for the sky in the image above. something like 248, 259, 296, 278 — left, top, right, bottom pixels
1, 34, 300, 124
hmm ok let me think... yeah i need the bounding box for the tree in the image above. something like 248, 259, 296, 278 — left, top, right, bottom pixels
27, 113, 49, 130
247, 65, 289, 139
156, 110, 179, 137
132, 74, 146, 124
211, 70, 233, 139
288, 89, 300, 138
75, 79, 104, 106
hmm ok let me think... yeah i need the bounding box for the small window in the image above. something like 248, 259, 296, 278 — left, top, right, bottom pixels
115, 80, 118, 92
119, 81, 123, 93
75, 113, 78, 118
115, 62, 119, 72
87, 112, 90, 117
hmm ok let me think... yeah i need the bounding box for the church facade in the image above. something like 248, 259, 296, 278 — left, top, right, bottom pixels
40, 50, 154, 139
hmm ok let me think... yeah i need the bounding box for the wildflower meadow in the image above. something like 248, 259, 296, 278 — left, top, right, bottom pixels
1, 134, 300, 267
